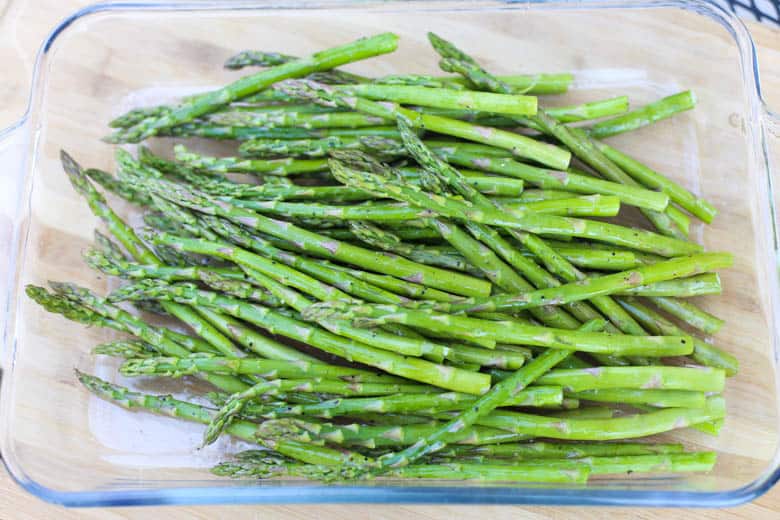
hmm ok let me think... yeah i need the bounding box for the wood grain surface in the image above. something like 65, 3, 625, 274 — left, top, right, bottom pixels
1, 1, 780, 518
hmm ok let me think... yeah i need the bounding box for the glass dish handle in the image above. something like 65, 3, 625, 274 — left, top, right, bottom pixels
0, 118, 29, 368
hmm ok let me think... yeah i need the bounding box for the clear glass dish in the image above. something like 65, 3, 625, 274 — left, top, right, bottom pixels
0, 0, 779, 508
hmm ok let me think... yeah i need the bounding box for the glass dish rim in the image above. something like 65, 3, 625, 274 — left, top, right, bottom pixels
0, 0, 779, 508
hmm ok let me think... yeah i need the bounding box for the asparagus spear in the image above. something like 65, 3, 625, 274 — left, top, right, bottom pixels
76, 371, 373, 467
107, 279, 491, 395
365, 347, 573, 474
30, 284, 249, 394
588, 91, 697, 139
423, 452, 716, 475
616, 297, 737, 374
431, 144, 670, 212
174, 145, 328, 175
118, 354, 429, 385
415, 252, 732, 314
275, 79, 571, 170
534, 366, 725, 392
118, 170, 491, 297
239, 385, 563, 421
106, 33, 400, 143
618, 274, 722, 297
593, 142, 717, 223
160, 123, 401, 141
418, 95, 627, 124
85, 168, 153, 207
93, 340, 158, 358
436, 441, 685, 459
343, 83, 537, 116
394, 114, 656, 367
566, 388, 707, 408
239, 135, 405, 160
62, 151, 258, 362
229, 195, 619, 221
207, 110, 387, 128
429, 32, 687, 240
648, 296, 724, 335
347, 222, 479, 274
322, 261, 462, 302
472, 396, 724, 439
329, 160, 699, 257
213, 456, 590, 483
237, 415, 530, 449
305, 302, 694, 357
224, 50, 369, 85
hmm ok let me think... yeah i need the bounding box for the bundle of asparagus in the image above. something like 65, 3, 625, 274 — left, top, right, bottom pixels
31, 31, 736, 484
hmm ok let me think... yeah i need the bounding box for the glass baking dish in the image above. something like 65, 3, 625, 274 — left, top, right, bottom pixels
0, 0, 779, 508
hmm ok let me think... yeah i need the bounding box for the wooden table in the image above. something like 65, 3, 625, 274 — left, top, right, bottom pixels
1, 1, 779, 517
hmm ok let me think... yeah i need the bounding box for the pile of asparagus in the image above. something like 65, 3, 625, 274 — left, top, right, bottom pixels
29, 31, 736, 484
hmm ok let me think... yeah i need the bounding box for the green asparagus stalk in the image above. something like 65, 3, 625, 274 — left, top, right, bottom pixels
85, 168, 153, 207
77, 371, 371, 467
237, 416, 530, 448
223, 50, 369, 85
93, 340, 158, 358
240, 385, 562, 421
207, 110, 386, 128
119, 354, 424, 385
394, 115, 652, 365
431, 144, 670, 212
420, 252, 732, 314
239, 135, 405, 160
566, 388, 707, 408
305, 302, 694, 357
161, 123, 401, 141
230, 195, 619, 222
436, 73, 574, 95
369, 347, 573, 473
343, 83, 537, 116
63, 151, 258, 362
107, 279, 491, 395
617, 274, 722, 297
322, 261, 460, 302
275, 79, 571, 170
472, 396, 724, 439
329, 160, 699, 257
419, 95, 627, 124
429, 32, 686, 239
616, 297, 737, 374
436, 441, 685, 459
587, 91, 697, 139
534, 366, 725, 393
174, 145, 328, 175
213, 457, 589, 483
106, 33, 400, 143
593, 142, 717, 223
119, 172, 491, 297
648, 296, 724, 335
193, 307, 316, 361
31, 284, 248, 394
423, 452, 716, 476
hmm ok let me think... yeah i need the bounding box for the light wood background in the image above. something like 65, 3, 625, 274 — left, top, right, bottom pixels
1, 1, 780, 518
